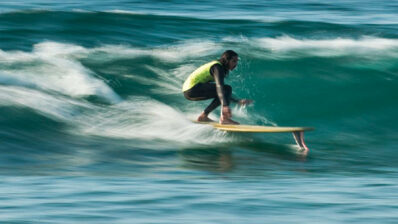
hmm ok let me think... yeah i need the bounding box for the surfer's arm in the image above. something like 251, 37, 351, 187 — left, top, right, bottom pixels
238, 99, 253, 105
232, 97, 253, 105
211, 65, 253, 106
231, 97, 239, 103
211, 64, 228, 106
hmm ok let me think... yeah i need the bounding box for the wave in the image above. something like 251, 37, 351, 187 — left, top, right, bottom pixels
0, 85, 92, 121
1, 37, 396, 94
89, 36, 398, 61
1, 8, 397, 25
0, 41, 244, 145
1, 37, 397, 105
76, 96, 238, 145
94, 40, 221, 63
0, 42, 121, 103
0, 40, 224, 100
0, 85, 238, 146
0, 38, 396, 146
8, 35, 395, 61
251, 36, 398, 57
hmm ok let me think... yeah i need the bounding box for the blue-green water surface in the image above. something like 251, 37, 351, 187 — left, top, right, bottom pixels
0, 1, 397, 223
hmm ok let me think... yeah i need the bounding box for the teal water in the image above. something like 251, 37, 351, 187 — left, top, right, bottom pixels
1, 1, 397, 223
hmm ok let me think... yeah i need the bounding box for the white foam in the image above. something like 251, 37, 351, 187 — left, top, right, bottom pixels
252, 36, 398, 57
142, 65, 184, 94
0, 42, 121, 103
93, 39, 220, 62
33, 41, 89, 58
102, 8, 398, 25
172, 64, 197, 80
88, 41, 222, 96
0, 86, 92, 121
105, 9, 147, 15
0, 86, 230, 146
77, 97, 235, 145
119, 67, 183, 96
152, 40, 221, 62
0, 49, 35, 62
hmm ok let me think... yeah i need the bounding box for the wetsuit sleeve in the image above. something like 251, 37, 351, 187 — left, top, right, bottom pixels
210, 64, 228, 106
230, 97, 239, 103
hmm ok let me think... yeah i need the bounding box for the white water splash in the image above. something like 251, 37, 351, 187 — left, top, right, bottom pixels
0, 43, 121, 103
76, 97, 236, 145
0, 85, 92, 121
252, 36, 398, 57
94, 39, 221, 62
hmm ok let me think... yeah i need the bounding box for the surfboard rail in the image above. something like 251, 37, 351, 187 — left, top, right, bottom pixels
194, 121, 314, 154
211, 123, 314, 133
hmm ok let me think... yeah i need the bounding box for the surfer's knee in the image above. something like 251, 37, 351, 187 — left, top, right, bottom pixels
183, 91, 192, 100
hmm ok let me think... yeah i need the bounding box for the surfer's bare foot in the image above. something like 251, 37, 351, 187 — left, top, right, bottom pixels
197, 112, 214, 122
220, 117, 240, 125
219, 106, 239, 124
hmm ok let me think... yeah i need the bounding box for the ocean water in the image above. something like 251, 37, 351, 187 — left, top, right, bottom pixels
1, 1, 397, 223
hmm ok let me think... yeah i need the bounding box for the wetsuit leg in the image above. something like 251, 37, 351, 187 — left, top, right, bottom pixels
184, 83, 232, 114
204, 98, 221, 114
204, 85, 232, 113
184, 83, 217, 101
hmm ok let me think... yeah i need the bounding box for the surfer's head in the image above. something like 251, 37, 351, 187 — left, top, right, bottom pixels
219, 50, 239, 71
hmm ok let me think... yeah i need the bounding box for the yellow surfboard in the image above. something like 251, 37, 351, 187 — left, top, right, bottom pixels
194, 121, 315, 154
195, 122, 314, 133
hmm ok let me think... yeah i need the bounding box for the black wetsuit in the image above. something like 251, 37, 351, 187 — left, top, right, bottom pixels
183, 63, 237, 114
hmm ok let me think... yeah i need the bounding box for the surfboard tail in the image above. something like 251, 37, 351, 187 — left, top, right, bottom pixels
292, 131, 309, 154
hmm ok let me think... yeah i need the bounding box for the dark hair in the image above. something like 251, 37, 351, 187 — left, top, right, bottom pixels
219, 50, 238, 67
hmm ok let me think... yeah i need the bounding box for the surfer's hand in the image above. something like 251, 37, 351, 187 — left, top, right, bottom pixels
222, 106, 232, 119
238, 99, 253, 106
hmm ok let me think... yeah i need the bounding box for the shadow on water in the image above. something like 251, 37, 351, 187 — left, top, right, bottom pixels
179, 147, 234, 172
179, 136, 310, 173
237, 138, 310, 161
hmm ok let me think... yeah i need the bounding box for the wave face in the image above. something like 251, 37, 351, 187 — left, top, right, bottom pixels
0, 2, 397, 223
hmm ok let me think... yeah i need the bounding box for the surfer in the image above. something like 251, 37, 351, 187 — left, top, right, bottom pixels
183, 50, 252, 124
